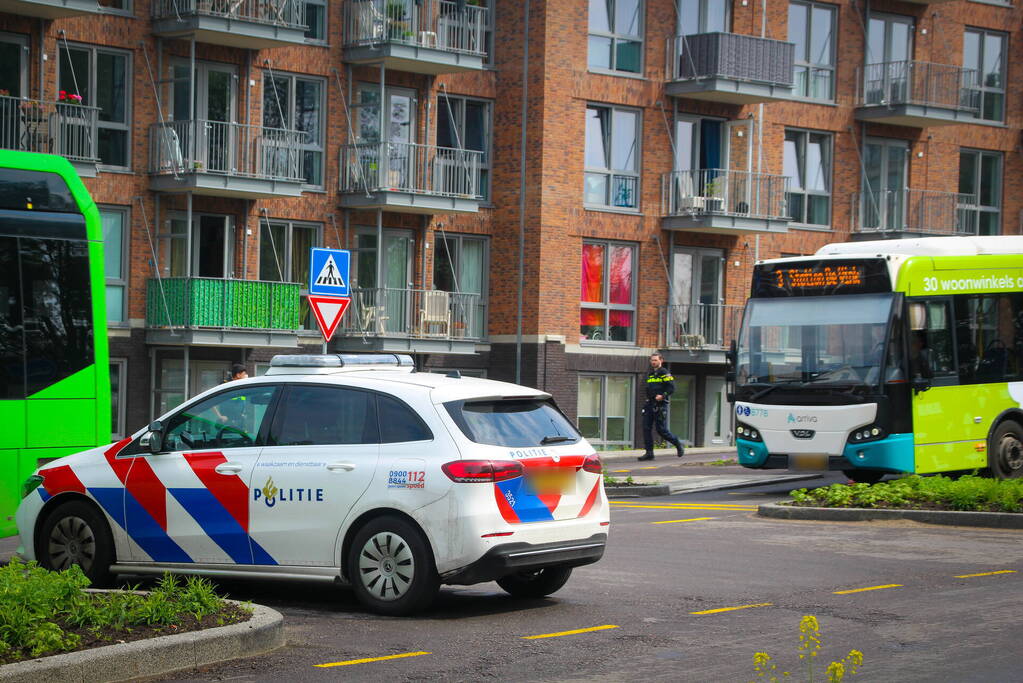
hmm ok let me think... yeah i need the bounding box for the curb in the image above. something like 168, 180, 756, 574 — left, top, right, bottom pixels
0, 601, 284, 683
757, 502, 1023, 530
606, 484, 671, 498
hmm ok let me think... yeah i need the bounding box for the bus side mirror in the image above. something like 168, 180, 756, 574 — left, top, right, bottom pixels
725, 370, 736, 383
145, 420, 165, 454
725, 340, 737, 366
911, 377, 931, 394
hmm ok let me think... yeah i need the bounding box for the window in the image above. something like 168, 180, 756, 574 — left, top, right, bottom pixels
437, 94, 493, 201
963, 29, 1005, 122
58, 44, 130, 168
907, 300, 956, 379
100, 207, 128, 323
959, 149, 1001, 235
110, 359, 127, 440
433, 233, 488, 339
584, 104, 639, 209
954, 294, 1023, 384
784, 129, 832, 226
678, 0, 729, 35
98, 0, 130, 9
263, 72, 325, 187
578, 375, 633, 449
581, 241, 636, 342
588, 0, 644, 74
259, 219, 319, 329
304, 0, 327, 42
377, 394, 432, 443
788, 1, 836, 101
163, 385, 279, 451
272, 386, 378, 446
445, 399, 580, 448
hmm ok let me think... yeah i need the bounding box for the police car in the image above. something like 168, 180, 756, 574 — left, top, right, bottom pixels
16, 354, 608, 615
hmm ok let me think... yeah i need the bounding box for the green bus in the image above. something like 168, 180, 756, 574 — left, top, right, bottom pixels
732, 236, 1023, 482
0, 150, 110, 536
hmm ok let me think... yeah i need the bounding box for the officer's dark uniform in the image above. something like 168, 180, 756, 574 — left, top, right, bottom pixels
639, 366, 685, 460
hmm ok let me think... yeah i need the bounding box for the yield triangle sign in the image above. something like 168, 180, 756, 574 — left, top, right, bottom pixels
314, 254, 346, 289
308, 295, 351, 343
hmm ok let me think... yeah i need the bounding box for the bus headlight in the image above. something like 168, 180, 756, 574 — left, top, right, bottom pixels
847, 425, 885, 444
736, 422, 763, 442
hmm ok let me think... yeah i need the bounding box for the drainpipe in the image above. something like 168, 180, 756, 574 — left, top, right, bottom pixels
38, 20, 44, 100
515, 0, 530, 385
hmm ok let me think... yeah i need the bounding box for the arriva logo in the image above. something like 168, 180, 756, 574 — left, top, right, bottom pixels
787, 413, 819, 424
252, 476, 325, 508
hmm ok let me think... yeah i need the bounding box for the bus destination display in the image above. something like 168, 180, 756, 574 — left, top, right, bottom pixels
752, 259, 891, 297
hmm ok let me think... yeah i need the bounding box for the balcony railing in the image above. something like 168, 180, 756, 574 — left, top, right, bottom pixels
851, 188, 979, 236
662, 169, 789, 220
660, 303, 743, 350
857, 60, 980, 112
340, 141, 482, 198
0, 96, 99, 163
149, 119, 305, 182
146, 277, 301, 330
340, 287, 484, 341
342, 0, 488, 57
667, 32, 794, 87
152, 0, 306, 27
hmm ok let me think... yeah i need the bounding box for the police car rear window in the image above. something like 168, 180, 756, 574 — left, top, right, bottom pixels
444, 399, 581, 448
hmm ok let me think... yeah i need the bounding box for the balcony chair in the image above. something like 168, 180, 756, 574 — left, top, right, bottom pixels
418, 290, 451, 338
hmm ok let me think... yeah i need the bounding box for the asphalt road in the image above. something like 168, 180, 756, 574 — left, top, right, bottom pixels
146, 459, 1023, 682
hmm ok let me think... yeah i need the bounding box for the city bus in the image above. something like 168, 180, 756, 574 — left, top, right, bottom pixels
0, 150, 110, 536
731, 236, 1023, 483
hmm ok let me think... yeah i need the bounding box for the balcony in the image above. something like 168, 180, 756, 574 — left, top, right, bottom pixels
151, 0, 308, 49
149, 120, 305, 198
0, 96, 100, 177
342, 0, 488, 74
145, 277, 301, 346
340, 141, 482, 214
661, 169, 790, 234
333, 287, 482, 354
0, 0, 100, 19
855, 61, 980, 127
851, 188, 978, 239
666, 32, 794, 104
659, 303, 742, 363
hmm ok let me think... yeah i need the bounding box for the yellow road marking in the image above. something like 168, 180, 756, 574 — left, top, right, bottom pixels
652, 517, 715, 524
315, 651, 430, 668
523, 625, 619, 640
611, 469, 630, 473
955, 570, 1017, 578
690, 602, 773, 615
639, 466, 658, 470
833, 584, 902, 595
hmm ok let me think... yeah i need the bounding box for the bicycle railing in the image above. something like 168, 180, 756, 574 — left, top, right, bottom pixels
851, 188, 979, 235
340, 141, 482, 198
342, 0, 488, 57
661, 168, 789, 220
0, 95, 99, 162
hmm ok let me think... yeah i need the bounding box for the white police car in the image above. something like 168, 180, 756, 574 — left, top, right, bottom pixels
16, 354, 608, 615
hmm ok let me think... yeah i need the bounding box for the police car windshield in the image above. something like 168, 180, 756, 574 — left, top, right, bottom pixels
445, 399, 581, 448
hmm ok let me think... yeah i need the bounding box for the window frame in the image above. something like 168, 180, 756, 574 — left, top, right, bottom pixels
577, 373, 635, 449
57, 42, 132, 170
436, 93, 494, 202
303, 0, 327, 44
580, 239, 638, 344
678, 0, 731, 35
783, 128, 833, 228
258, 218, 322, 284
110, 358, 127, 440
98, 0, 132, 14
432, 232, 489, 339
788, 0, 837, 102
588, 0, 646, 76
958, 148, 1002, 236
584, 103, 641, 211
963, 27, 1007, 123
99, 205, 129, 325
262, 70, 326, 189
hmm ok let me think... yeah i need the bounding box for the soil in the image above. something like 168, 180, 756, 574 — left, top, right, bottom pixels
0, 602, 251, 666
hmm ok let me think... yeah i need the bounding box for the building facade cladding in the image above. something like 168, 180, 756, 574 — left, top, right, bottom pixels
0, 0, 1019, 447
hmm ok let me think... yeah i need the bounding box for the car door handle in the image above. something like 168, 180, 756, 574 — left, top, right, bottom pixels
326, 462, 356, 472
214, 463, 243, 475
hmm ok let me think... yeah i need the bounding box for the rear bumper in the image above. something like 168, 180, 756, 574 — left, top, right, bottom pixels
441, 533, 607, 585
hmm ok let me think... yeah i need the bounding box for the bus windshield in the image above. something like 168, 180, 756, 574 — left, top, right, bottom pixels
737, 293, 898, 388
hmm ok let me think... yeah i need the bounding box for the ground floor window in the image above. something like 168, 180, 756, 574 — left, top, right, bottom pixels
110, 358, 127, 440
577, 374, 633, 449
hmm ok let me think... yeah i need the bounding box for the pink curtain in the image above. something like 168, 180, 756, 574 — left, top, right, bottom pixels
581, 244, 604, 303
608, 245, 632, 305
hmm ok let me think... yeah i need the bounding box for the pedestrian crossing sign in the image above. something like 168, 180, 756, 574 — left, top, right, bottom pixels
309, 248, 350, 297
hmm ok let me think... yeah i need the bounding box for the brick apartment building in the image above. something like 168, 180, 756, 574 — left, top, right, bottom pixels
0, 0, 1018, 449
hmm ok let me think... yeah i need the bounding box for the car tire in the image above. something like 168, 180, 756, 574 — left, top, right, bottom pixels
496, 565, 573, 598
842, 469, 885, 485
347, 516, 439, 616
36, 500, 115, 587
989, 420, 1023, 479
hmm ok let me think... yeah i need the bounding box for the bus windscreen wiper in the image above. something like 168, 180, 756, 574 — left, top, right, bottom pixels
751, 379, 803, 402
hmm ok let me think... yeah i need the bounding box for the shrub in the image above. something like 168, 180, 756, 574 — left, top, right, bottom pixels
788, 474, 1023, 513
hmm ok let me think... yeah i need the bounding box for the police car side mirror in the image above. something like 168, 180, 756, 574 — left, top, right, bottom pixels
145, 420, 165, 454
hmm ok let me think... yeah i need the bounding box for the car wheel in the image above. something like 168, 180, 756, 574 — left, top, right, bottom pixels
37, 500, 114, 587
496, 565, 573, 598
989, 421, 1023, 479
842, 469, 885, 485
347, 516, 438, 616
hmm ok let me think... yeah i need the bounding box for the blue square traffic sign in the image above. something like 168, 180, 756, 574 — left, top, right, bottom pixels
309, 248, 350, 297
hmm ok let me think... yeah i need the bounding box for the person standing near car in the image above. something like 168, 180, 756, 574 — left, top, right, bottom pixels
638, 353, 685, 461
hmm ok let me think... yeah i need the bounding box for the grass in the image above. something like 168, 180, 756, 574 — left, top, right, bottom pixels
0, 559, 250, 664
789, 474, 1023, 513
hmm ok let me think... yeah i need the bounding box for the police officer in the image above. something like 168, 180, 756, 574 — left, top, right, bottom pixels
638, 353, 685, 461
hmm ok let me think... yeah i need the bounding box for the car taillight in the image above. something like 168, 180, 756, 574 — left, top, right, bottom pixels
582, 453, 602, 474
442, 460, 523, 483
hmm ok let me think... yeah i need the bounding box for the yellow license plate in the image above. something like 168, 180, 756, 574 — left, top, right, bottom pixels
529, 470, 575, 494
789, 454, 828, 471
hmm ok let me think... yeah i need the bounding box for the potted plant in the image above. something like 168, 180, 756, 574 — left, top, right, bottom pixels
385, 1, 410, 39
20, 100, 44, 122
57, 90, 84, 105
703, 177, 724, 213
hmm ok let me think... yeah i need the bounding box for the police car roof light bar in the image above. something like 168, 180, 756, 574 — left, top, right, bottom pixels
268, 354, 414, 368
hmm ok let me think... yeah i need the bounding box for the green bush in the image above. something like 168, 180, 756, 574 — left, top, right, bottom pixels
789, 474, 1023, 512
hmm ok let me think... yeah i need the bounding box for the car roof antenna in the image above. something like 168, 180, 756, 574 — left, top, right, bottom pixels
446, 370, 461, 379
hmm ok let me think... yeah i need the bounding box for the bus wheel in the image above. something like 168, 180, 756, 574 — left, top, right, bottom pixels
37, 500, 114, 587
842, 469, 885, 484
989, 421, 1023, 479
